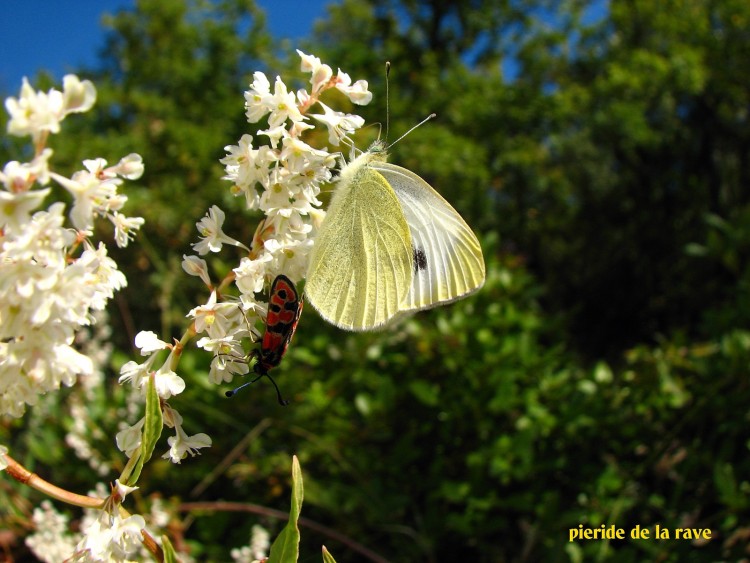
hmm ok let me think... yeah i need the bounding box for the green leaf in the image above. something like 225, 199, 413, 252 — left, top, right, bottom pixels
161, 534, 179, 563
322, 546, 338, 563
268, 455, 304, 563
408, 379, 440, 406
684, 242, 708, 257
141, 373, 164, 462
127, 374, 163, 486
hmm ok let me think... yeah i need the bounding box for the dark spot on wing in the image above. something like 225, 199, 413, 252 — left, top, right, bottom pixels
413, 247, 427, 272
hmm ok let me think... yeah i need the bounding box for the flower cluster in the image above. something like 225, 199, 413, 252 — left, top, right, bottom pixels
116, 51, 371, 465
230, 524, 271, 562
0, 75, 144, 419
2, 51, 372, 562
25, 484, 183, 563
184, 50, 372, 387
117, 331, 212, 463
25, 500, 78, 563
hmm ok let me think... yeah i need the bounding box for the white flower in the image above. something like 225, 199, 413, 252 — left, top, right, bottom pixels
75, 242, 128, 310
118, 331, 167, 389
182, 255, 212, 287
334, 70, 372, 105
118, 359, 152, 389
149, 497, 171, 529
296, 87, 311, 109
25, 500, 78, 563
5, 78, 65, 140
61, 74, 97, 115
221, 135, 278, 201
110, 153, 145, 180
46, 154, 140, 234
188, 292, 251, 339
0, 187, 50, 233
197, 334, 244, 356
119, 332, 185, 399
50, 169, 118, 230
289, 120, 315, 138
162, 415, 212, 464
0, 445, 7, 471
244, 72, 272, 123
208, 351, 250, 384
0, 149, 52, 193
110, 211, 145, 248
153, 366, 186, 399
279, 135, 336, 174
249, 524, 271, 560
5, 75, 96, 143
264, 237, 312, 281
192, 205, 246, 254
115, 418, 145, 457
267, 76, 305, 128
311, 102, 366, 146
258, 125, 288, 148
258, 181, 294, 216
30, 149, 54, 185
297, 50, 334, 96
134, 330, 170, 355
234, 255, 272, 297
74, 510, 145, 561
84, 154, 144, 182
297, 50, 323, 75
231, 524, 271, 563
113, 479, 139, 501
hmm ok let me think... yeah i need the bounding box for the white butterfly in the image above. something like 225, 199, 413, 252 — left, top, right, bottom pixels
305, 141, 485, 330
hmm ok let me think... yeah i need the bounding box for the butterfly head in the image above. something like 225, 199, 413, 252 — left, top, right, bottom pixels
365, 139, 389, 163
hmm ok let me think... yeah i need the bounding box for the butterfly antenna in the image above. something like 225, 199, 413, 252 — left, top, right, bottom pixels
385, 61, 391, 143
389, 113, 437, 148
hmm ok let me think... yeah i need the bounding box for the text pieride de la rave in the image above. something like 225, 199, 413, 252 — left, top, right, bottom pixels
569, 524, 712, 542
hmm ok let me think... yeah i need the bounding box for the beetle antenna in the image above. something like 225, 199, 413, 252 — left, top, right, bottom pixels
266, 374, 289, 406
225, 373, 288, 406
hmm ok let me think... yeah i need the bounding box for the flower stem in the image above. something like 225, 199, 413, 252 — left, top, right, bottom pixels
2, 453, 104, 509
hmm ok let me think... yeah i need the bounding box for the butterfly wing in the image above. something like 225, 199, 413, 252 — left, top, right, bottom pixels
305, 155, 413, 330
373, 161, 485, 311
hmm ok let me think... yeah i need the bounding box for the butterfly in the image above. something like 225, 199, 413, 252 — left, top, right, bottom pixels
226, 274, 303, 405
305, 140, 485, 330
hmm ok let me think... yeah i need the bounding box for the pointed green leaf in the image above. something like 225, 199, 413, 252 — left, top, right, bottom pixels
321, 546, 338, 563
126, 374, 163, 485
141, 373, 164, 462
268, 455, 304, 563
161, 534, 179, 563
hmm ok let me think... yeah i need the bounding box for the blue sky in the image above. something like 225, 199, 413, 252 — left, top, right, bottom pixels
0, 0, 330, 94
1, 1, 610, 95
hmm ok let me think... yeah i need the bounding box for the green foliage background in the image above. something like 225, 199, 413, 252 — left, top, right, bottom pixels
2, 0, 750, 561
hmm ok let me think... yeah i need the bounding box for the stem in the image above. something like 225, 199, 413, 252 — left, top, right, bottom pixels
179, 501, 391, 563
118, 444, 142, 485
2, 454, 104, 509
141, 529, 164, 563
3, 454, 166, 562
